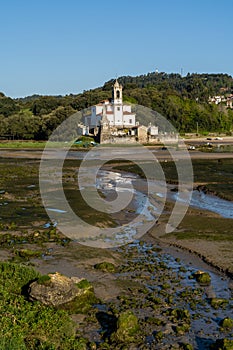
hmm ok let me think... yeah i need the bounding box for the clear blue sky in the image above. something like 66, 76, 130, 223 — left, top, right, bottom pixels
1, 0, 233, 98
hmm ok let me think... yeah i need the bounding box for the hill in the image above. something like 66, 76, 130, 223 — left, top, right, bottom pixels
0, 72, 233, 140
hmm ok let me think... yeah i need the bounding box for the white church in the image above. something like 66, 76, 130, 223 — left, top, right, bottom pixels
77, 79, 163, 144
84, 79, 136, 130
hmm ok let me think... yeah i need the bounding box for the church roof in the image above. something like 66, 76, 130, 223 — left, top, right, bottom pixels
123, 111, 134, 115
100, 99, 110, 103
95, 110, 133, 116
95, 99, 110, 106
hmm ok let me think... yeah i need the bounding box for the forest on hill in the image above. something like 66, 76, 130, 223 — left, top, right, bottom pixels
0, 72, 233, 140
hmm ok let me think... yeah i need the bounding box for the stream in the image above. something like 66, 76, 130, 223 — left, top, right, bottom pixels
173, 190, 233, 219
92, 169, 233, 348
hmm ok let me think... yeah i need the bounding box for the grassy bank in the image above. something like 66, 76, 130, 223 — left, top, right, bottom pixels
0, 141, 47, 148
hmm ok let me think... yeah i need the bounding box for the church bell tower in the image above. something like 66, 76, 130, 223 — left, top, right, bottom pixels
112, 79, 123, 104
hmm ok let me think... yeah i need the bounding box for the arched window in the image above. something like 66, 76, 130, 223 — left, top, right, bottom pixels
116, 90, 120, 99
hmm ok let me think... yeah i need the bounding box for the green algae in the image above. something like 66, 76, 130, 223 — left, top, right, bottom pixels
211, 298, 229, 309
37, 274, 52, 285
220, 317, 233, 330
194, 271, 211, 285
94, 261, 116, 273
111, 310, 139, 343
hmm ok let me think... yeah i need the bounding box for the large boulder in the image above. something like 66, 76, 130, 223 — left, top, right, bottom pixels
28, 272, 87, 306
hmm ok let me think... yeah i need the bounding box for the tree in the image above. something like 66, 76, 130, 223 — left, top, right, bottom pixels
0, 96, 20, 117
7, 111, 42, 139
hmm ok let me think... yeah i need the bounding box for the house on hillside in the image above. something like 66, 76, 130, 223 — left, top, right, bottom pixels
209, 94, 233, 108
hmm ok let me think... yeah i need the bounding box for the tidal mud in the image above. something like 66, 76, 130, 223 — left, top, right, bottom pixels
0, 155, 232, 349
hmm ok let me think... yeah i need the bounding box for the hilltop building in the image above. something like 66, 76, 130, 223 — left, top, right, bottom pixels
85, 80, 136, 130
77, 80, 179, 144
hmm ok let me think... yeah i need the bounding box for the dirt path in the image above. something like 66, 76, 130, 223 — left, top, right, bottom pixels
0, 147, 233, 160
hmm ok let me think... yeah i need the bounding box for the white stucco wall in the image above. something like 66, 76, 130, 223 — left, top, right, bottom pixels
86, 101, 136, 128
123, 114, 135, 126
123, 105, 131, 113
107, 114, 114, 125
95, 105, 103, 114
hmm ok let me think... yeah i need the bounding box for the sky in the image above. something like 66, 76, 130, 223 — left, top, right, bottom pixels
1, 0, 233, 98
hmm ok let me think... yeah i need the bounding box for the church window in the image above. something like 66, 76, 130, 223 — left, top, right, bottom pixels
129, 119, 132, 124
117, 107, 120, 111
116, 90, 120, 99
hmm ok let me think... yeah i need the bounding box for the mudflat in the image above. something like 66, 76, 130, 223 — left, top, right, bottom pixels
0, 149, 232, 349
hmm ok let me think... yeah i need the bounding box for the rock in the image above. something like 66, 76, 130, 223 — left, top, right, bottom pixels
111, 310, 139, 343
220, 317, 233, 330
181, 344, 194, 350
193, 270, 211, 285
94, 261, 116, 273
210, 298, 229, 309
28, 272, 88, 306
169, 308, 191, 322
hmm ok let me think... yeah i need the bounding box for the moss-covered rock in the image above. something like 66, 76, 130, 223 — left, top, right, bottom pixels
210, 298, 229, 309
29, 272, 79, 306
60, 289, 98, 314
94, 261, 116, 273
193, 270, 211, 285
76, 278, 92, 290
37, 274, 51, 285
220, 317, 233, 330
155, 330, 164, 342
28, 272, 97, 312
111, 310, 139, 343
175, 323, 190, 335
169, 308, 190, 322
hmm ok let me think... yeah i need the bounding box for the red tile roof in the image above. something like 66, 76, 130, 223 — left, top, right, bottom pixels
123, 111, 134, 115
